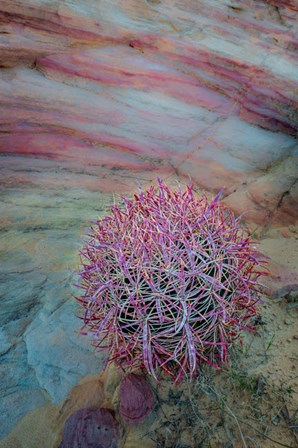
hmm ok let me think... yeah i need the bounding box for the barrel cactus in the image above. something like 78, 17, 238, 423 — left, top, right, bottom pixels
76, 179, 268, 383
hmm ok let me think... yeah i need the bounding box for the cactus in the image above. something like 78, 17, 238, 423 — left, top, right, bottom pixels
76, 179, 268, 383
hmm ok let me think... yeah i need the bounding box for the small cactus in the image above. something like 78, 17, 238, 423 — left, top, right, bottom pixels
76, 179, 268, 383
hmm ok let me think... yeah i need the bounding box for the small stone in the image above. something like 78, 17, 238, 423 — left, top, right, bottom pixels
256, 374, 266, 396
287, 338, 292, 343
59, 408, 119, 448
119, 373, 154, 424
284, 319, 292, 325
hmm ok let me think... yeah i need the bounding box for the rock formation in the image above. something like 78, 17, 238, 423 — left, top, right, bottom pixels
0, 0, 297, 444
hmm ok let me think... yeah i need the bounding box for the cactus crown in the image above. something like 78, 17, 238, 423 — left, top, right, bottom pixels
77, 179, 268, 383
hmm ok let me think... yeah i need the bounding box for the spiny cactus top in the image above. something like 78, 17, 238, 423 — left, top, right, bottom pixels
77, 179, 268, 383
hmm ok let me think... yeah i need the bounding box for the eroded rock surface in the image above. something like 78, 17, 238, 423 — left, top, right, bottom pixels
0, 0, 297, 441
59, 408, 119, 448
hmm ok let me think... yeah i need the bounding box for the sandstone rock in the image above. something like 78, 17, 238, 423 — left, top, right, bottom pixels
1, 0, 298, 442
119, 373, 154, 424
0, 269, 46, 326
58, 374, 106, 425
0, 404, 60, 448
25, 299, 107, 404
100, 363, 124, 401
59, 408, 119, 448
223, 152, 298, 228
0, 266, 48, 439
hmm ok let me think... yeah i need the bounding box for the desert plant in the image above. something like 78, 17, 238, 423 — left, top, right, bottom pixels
76, 179, 268, 383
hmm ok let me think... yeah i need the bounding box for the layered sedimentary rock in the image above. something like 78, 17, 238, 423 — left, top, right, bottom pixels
0, 0, 297, 441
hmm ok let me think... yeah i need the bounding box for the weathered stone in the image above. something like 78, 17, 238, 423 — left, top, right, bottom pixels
0, 341, 47, 440
0, 264, 47, 439
119, 373, 154, 424
0, 0, 298, 442
58, 374, 106, 424
59, 408, 119, 448
25, 299, 107, 404
0, 270, 46, 326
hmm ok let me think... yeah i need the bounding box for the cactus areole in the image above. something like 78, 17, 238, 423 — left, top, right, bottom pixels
76, 179, 268, 383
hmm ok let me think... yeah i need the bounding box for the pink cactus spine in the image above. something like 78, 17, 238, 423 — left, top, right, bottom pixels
76, 179, 268, 383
